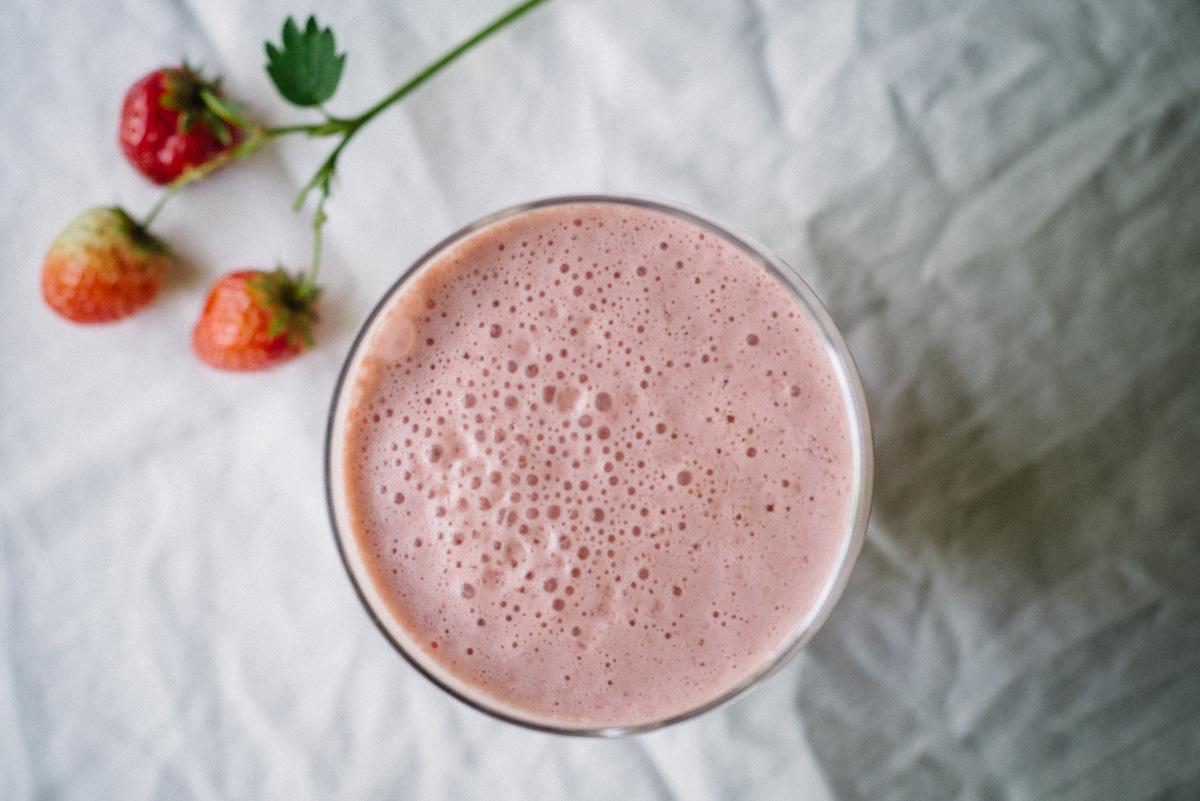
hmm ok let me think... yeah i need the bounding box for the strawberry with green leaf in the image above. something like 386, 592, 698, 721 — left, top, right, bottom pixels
119, 65, 246, 185
192, 269, 321, 371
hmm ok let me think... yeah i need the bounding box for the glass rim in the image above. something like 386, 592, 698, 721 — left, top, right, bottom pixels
324, 194, 874, 737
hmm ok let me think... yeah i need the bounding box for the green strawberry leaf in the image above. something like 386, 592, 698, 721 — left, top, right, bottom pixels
265, 16, 346, 107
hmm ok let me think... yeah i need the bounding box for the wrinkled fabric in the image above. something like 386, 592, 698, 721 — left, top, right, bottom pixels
2, 0, 1199, 799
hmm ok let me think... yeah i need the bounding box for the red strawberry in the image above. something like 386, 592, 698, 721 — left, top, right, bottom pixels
192, 269, 321, 371
120, 65, 244, 185
42, 206, 174, 323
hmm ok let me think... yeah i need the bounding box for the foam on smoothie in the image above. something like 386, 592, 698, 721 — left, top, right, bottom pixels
338, 202, 853, 727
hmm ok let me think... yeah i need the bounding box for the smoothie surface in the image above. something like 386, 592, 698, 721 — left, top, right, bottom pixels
338, 201, 854, 727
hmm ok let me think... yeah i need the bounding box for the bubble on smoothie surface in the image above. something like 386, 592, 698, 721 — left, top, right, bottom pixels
340, 202, 854, 727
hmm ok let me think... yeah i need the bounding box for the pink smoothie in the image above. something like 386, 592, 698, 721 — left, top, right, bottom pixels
330, 200, 859, 729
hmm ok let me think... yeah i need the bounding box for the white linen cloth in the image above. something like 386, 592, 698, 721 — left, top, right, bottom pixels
2, 0, 1199, 798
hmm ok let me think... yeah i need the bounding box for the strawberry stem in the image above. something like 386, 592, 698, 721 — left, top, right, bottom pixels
352, 0, 552, 133
265, 121, 327, 136
140, 183, 181, 229
306, 177, 331, 288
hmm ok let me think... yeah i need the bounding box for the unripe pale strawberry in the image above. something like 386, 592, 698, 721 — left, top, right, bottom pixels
42, 206, 174, 323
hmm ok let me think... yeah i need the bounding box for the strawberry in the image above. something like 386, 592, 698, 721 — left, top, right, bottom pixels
42, 206, 174, 323
120, 65, 244, 185
192, 269, 321, 370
